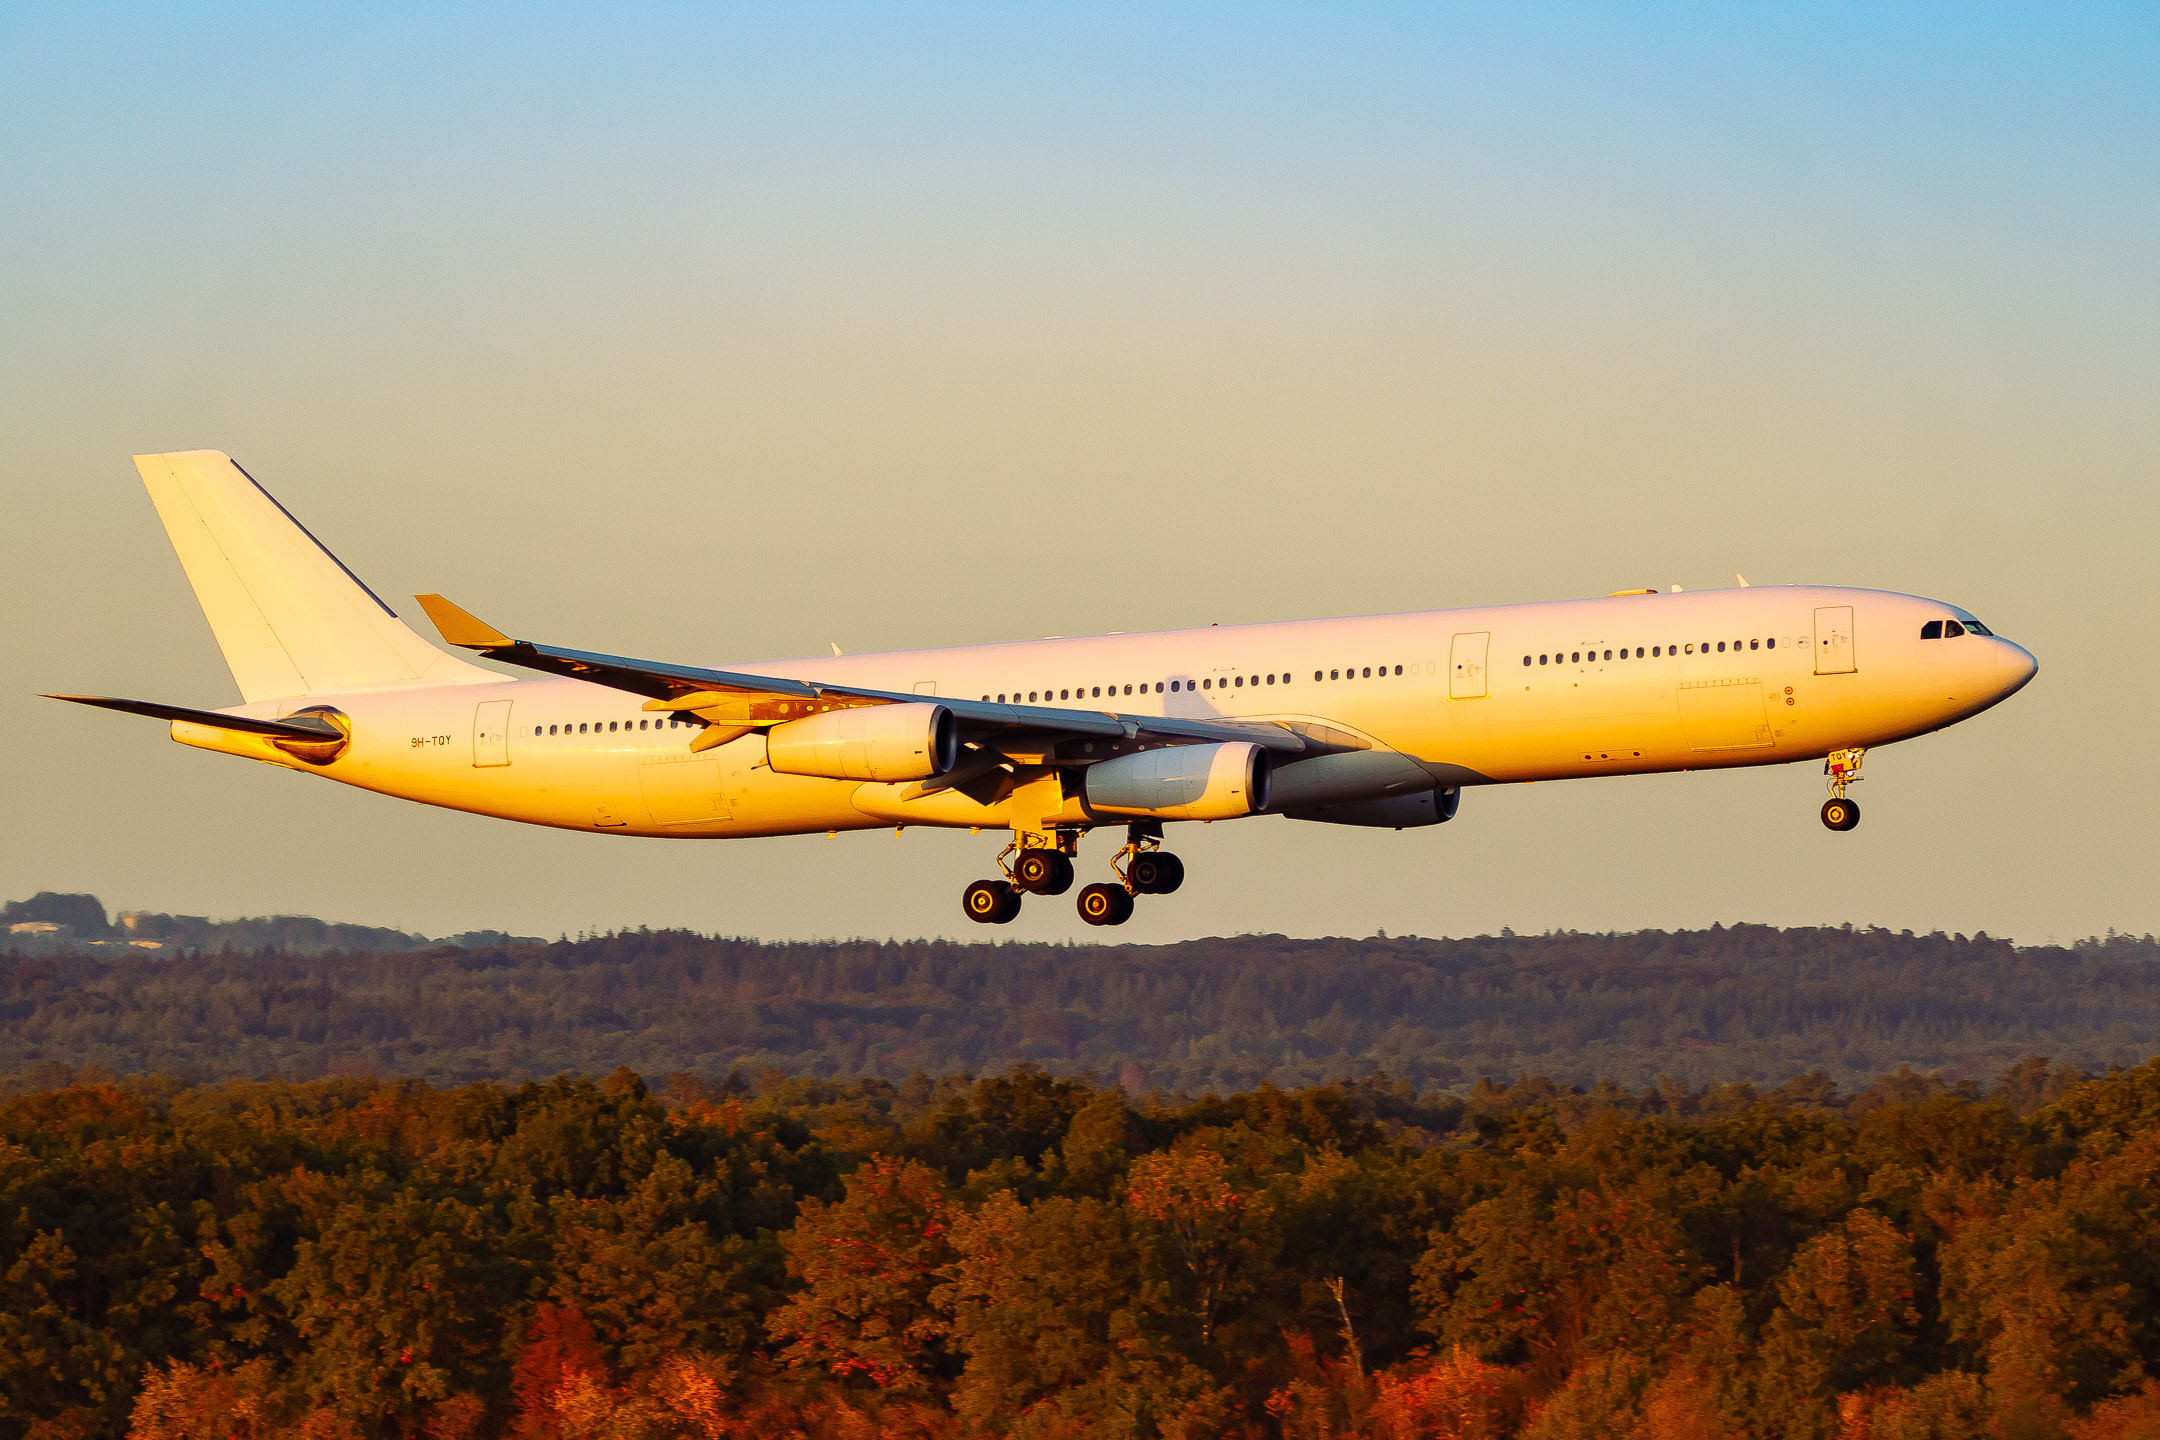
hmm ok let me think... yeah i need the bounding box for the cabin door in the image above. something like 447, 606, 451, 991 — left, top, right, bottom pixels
1813, 607, 1857, 675
1449, 632, 1490, 699
473, 699, 512, 767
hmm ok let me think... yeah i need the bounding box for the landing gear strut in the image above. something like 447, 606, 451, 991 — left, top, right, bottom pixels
963, 829, 1082, 925
1080, 822, 1184, 925
1821, 748, 1864, 832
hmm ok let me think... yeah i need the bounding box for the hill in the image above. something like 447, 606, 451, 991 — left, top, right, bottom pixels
5, 920, 2157, 1094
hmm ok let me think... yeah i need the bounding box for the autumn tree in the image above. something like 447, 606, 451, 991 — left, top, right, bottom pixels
767, 1154, 958, 1393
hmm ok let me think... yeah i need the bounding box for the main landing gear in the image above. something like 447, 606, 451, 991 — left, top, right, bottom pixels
960, 822, 1185, 927
1821, 747, 1864, 832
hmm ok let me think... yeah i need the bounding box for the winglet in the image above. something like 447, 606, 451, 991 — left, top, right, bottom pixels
414, 594, 514, 649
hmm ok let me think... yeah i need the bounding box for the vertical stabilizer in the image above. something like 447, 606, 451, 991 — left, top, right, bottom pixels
134, 450, 499, 702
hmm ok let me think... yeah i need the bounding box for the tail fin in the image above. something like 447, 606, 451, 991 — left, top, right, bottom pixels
134, 450, 499, 702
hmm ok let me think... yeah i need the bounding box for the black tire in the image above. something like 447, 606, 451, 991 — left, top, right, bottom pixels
1077, 882, 1134, 927
964, 879, 1019, 923
1821, 798, 1860, 832
1015, 850, 1074, 896
1129, 851, 1184, 895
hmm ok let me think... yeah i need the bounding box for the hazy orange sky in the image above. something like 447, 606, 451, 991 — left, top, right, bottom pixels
4, 7, 2154, 943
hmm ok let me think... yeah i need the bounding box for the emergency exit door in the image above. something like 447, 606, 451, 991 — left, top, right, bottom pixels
1813, 607, 1857, 675
473, 699, 513, 767
1449, 632, 1491, 699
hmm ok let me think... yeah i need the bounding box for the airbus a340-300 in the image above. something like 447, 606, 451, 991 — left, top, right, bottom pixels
53, 451, 2038, 925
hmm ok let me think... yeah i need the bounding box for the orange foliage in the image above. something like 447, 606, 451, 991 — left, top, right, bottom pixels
1368, 1347, 1521, 1440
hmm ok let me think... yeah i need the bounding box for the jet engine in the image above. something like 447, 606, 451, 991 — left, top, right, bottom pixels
765, 701, 959, 782
1084, 742, 1272, 821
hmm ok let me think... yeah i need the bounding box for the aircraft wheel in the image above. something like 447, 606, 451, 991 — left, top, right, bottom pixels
964, 879, 1021, 924
1129, 852, 1184, 895
1821, 798, 1860, 832
1014, 850, 1074, 896
1077, 883, 1134, 927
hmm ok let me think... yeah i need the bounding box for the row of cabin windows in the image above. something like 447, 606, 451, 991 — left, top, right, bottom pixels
1921, 619, 1992, 638
978, 665, 1415, 704
981, 673, 1299, 704
1524, 638, 1779, 666
534, 717, 693, 736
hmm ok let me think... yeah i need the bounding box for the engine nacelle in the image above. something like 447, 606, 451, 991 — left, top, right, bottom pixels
1285, 785, 1460, 829
1084, 742, 1272, 821
765, 702, 958, 782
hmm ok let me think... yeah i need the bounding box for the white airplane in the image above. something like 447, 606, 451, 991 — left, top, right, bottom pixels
54, 451, 2037, 927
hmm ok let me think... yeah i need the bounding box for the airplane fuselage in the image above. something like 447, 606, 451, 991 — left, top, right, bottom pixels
175, 584, 2036, 840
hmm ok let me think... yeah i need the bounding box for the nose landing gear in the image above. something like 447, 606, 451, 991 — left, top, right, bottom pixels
1821, 748, 1864, 831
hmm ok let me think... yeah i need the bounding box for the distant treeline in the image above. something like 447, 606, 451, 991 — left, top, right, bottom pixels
1, 891, 532, 957
5, 924, 2159, 1095
9, 1059, 2160, 1437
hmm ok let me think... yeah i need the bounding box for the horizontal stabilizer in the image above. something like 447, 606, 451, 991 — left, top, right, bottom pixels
45, 694, 346, 741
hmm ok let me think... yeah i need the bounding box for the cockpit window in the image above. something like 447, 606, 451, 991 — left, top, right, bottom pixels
1943, 620, 1965, 638
1921, 620, 1944, 639
1963, 619, 1993, 636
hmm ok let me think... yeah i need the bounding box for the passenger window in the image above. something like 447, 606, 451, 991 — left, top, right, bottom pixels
1766, 638, 1775, 650
1523, 655, 1532, 666
1359, 667, 1368, 677
1265, 674, 1275, 684
1602, 650, 1611, 661
1234, 676, 1243, 687
1570, 652, 1579, 663
1944, 620, 1965, 638
1331, 669, 1339, 679
1715, 642, 1724, 653
1920, 621, 1943, 640
1394, 665, 1403, 675
1651, 647, 1659, 657
1683, 645, 1693, 655
1539, 655, 1547, 665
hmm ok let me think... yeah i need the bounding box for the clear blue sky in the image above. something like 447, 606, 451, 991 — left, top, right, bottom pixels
4, 5, 2154, 943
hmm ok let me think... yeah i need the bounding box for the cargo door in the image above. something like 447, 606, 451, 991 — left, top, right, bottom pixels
1813, 606, 1856, 674
1448, 632, 1490, 699
639, 756, 732, 824
472, 699, 512, 767
1678, 679, 1772, 750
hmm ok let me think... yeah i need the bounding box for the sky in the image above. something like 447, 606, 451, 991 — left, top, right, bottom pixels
3, 5, 2155, 945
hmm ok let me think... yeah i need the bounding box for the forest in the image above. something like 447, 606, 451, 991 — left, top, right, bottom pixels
5, 922, 2159, 1095
8, 1057, 2160, 1437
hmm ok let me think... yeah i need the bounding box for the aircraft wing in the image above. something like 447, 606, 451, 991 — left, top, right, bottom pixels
415, 594, 1306, 756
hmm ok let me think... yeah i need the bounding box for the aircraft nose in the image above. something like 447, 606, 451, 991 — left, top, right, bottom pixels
1994, 638, 2038, 697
